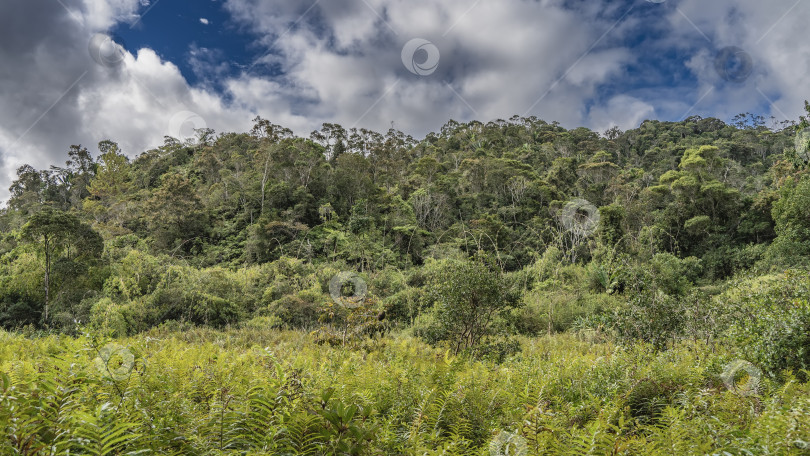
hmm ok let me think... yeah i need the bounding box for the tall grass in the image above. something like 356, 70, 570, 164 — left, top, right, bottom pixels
0, 328, 808, 455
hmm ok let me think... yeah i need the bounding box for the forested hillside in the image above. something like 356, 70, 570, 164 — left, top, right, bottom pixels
0, 110, 806, 336
2, 109, 810, 454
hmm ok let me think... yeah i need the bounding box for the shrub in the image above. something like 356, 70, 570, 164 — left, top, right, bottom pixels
423, 256, 520, 354
265, 294, 323, 329
240, 315, 283, 330
383, 286, 422, 325
720, 271, 810, 380
0, 292, 41, 329
612, 288, 683, 349
89, 297, 129, 336
516, 290, 613, 335
649, 253, 702, 296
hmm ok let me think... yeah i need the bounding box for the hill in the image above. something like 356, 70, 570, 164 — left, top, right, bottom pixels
2, 110, 810, 453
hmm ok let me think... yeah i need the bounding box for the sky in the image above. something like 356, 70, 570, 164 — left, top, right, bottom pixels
0, 0, 809, 202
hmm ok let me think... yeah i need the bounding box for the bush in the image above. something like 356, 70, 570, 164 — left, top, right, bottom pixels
264, 293, 323, 329
0, 292, 41, 329
240, 315, 283, 330
649, 253, 702, 296
516, 290, 615, 335
720, 271, 810, 380
409, 312, 444, 345
89, 297, 129, 337
423, 256, 520, 354
612, 288, 684, 349
383, 286, 422, 325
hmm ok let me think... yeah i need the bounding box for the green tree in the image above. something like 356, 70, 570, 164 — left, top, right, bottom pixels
767, 175, 810, 266
145, 172, 208, 252
8, 165, 47, 214
427, 256, 518, 354
84, 141, 132, 227
20, 208, 103, 323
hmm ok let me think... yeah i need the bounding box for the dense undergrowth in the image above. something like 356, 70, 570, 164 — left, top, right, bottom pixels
1, 327, 809, 455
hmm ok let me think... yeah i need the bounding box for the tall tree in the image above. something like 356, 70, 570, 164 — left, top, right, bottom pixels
20, 208, 102, 323
84, 141, 132, 226
145, 172, 208, 253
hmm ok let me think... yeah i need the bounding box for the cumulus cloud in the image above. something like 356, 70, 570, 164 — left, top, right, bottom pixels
0, 0, 251, 202
657, 0, 810, 121
223, 0, 637, 132
588, 95, 657, 134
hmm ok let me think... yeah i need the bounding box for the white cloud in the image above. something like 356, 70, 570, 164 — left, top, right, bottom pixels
200, 17, 209, 25
660, 0, 810, 121
588, 95, 657, 133
222, 0, 638, 132
0, 0, 255, 203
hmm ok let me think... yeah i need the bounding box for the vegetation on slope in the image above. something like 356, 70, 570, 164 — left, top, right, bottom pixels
2, 107, 810, 453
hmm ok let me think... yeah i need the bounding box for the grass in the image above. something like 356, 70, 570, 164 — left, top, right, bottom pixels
1, 327, 809, 455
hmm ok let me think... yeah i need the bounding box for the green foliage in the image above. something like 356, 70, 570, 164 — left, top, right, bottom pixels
0, 329, 807, 454
2, 110, 810, 453
720, 271, 810, 380
15, 207, 103, 325
424, 256, 520, 354
766, 175, 810, 266
605, 256, 703, 349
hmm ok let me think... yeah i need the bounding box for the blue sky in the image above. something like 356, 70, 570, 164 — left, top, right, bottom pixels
116, 0, 709, 118
108, 0, 786, 130
113, 0, 257, 88
0, 0, 808, 200
116, 1, 684, 103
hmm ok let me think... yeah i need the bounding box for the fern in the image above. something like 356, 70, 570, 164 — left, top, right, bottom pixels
0, 328, 809, 454
69, 403, 142, 456
561, 419, 618, 456
278, 412, 323, 455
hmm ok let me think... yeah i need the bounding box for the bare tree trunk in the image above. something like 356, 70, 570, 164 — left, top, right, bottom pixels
261, 151, 271, 215
43, 236, 51, 323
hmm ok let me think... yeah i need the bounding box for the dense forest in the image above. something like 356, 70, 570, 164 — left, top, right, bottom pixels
1, 107, 810, 454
